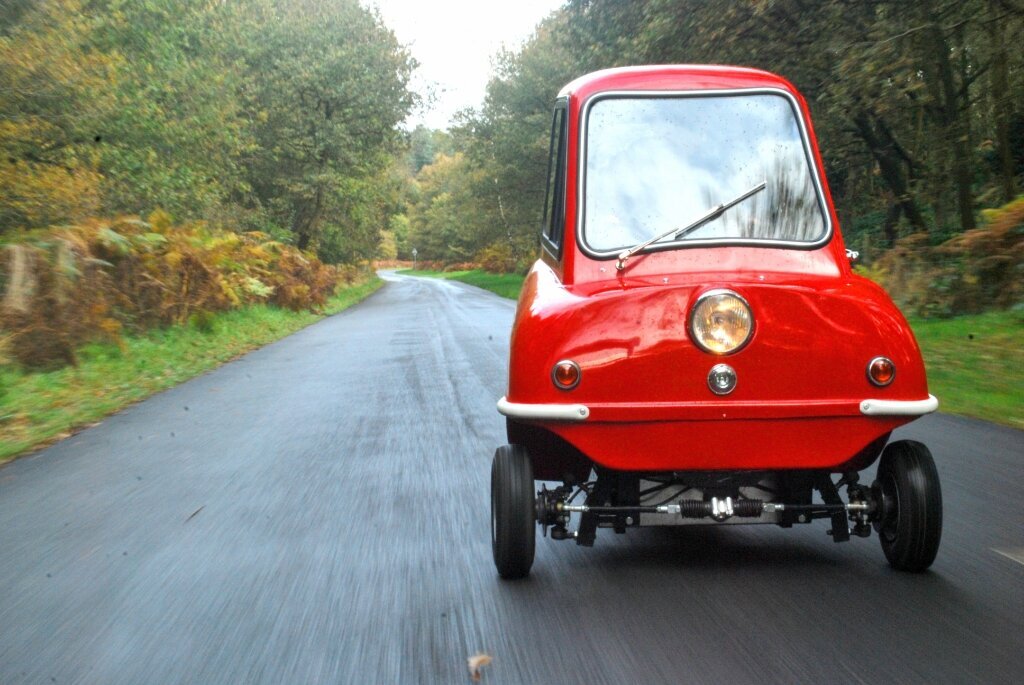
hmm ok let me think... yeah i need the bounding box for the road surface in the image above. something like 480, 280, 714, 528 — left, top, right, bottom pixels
1, 272, 1022, 684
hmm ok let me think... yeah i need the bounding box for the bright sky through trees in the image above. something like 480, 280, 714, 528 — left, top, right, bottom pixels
364, 0, 564, 129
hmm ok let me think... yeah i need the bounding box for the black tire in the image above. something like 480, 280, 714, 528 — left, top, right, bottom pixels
491, 444, 536, 579
873, 440, 942, 572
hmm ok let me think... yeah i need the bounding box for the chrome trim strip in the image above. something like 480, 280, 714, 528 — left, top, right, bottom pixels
859, 394, 939, 416
497, 397, 590, 421
576, 87, 834, 258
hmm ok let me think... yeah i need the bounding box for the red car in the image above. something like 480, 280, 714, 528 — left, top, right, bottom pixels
491, 65, 942, 579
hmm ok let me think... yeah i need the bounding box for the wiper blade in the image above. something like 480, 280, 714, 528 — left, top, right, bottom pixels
615, 180, 766, 271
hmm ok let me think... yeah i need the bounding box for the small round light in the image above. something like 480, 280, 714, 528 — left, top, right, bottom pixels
689, 290, 754, 355
552, 360, 581, 390
708, 364, 737, 395
867, 357, 896, 386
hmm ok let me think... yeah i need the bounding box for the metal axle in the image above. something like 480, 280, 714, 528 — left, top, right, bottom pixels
557, 497, 869, 519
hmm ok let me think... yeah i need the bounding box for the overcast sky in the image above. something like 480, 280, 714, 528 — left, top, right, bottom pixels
363, 0, 564, 130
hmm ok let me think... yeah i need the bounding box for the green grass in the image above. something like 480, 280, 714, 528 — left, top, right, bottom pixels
397, 268, 526, 300
0, 278, 383, 463
910, 310, 1023, 430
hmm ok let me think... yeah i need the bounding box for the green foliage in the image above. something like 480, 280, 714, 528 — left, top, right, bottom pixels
408, 152, 504, 263
188, 309, 216, 334
0, 216, 342, 369
407, 0, 1024, 282
406, 125, 454, 174
0, 0, 109, 229
91, 0, 249, 221
235, 0, 415, 258
0, 0, 415, 268
865, 197, 1024, 317
476, 241, 518, 274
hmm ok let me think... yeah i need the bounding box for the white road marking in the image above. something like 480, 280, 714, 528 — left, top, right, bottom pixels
992, 548, 1024, 566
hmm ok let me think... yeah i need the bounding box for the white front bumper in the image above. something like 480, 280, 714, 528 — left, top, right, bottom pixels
859, 394, 939, 416
497, 397, 590, 421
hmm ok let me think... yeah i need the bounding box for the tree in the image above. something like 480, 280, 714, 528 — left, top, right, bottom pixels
0, 0, 110, 232
88, 0, 249, 222
236, 0, 415, 257
408, 152, 497, 262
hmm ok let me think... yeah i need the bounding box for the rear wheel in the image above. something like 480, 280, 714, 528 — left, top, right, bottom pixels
873, 440, 942, 572
491, 444, 536, 579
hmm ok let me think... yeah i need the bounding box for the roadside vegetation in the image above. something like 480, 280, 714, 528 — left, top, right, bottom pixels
0, 0, 413, 459
398, 269, 525, 300
0, 278, 382, 463
1, 0, 413, 261
912, 311, 1023, 430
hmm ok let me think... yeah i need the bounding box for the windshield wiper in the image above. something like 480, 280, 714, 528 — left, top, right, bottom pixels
615, 180, 767, 271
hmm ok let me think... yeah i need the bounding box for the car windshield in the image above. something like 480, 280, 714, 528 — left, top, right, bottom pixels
582, 92, 828, 253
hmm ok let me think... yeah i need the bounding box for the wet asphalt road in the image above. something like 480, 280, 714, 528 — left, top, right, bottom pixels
1, 271, 1022, 684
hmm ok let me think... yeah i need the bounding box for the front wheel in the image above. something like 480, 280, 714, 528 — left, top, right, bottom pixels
873, 440, 943, 572
491, 444, 536, 579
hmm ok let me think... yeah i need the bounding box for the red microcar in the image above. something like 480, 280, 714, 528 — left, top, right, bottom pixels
491, 65, 942, 579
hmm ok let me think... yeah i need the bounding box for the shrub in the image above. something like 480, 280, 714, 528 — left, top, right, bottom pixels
0, 214, 341, 368
188, 309, 216, 334
476, 241, 516, 273
444, 262, 477, 272
865, 197, 1024, 317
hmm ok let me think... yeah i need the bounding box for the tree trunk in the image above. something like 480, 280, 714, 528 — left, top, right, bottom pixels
292, 185, 325, 251
851, 109, 929, 233
882, 203, 902, 247
989, 0, 1018, 203
921, 4, 976, 230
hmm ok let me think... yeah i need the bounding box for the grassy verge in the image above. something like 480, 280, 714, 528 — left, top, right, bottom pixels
397, 268, 526, 300
401, 268, 1020, 429
910, 310, 1023, 430
0, 278, 384, 464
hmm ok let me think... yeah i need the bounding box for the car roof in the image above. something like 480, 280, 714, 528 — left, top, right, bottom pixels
557, 65, 800, 101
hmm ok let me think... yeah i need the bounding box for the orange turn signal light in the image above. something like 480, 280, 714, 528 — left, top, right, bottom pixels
867, 357, 896, 386
552, 360, 581, 390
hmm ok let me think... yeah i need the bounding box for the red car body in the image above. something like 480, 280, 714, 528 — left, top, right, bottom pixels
498, 65, 937, 479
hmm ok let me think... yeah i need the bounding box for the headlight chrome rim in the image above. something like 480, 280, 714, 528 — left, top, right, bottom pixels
688, 289, 754, 355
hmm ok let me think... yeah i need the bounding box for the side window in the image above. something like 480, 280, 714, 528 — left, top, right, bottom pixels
541, 104, 567, 255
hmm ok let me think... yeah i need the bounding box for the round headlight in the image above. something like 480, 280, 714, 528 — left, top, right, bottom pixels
689, 290, 754, 355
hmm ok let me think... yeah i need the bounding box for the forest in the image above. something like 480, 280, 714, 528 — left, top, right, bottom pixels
401, 0, 1024, 317
2, 0, 1023, 370
1, 0, 413, 366
1, 0, 414, 257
